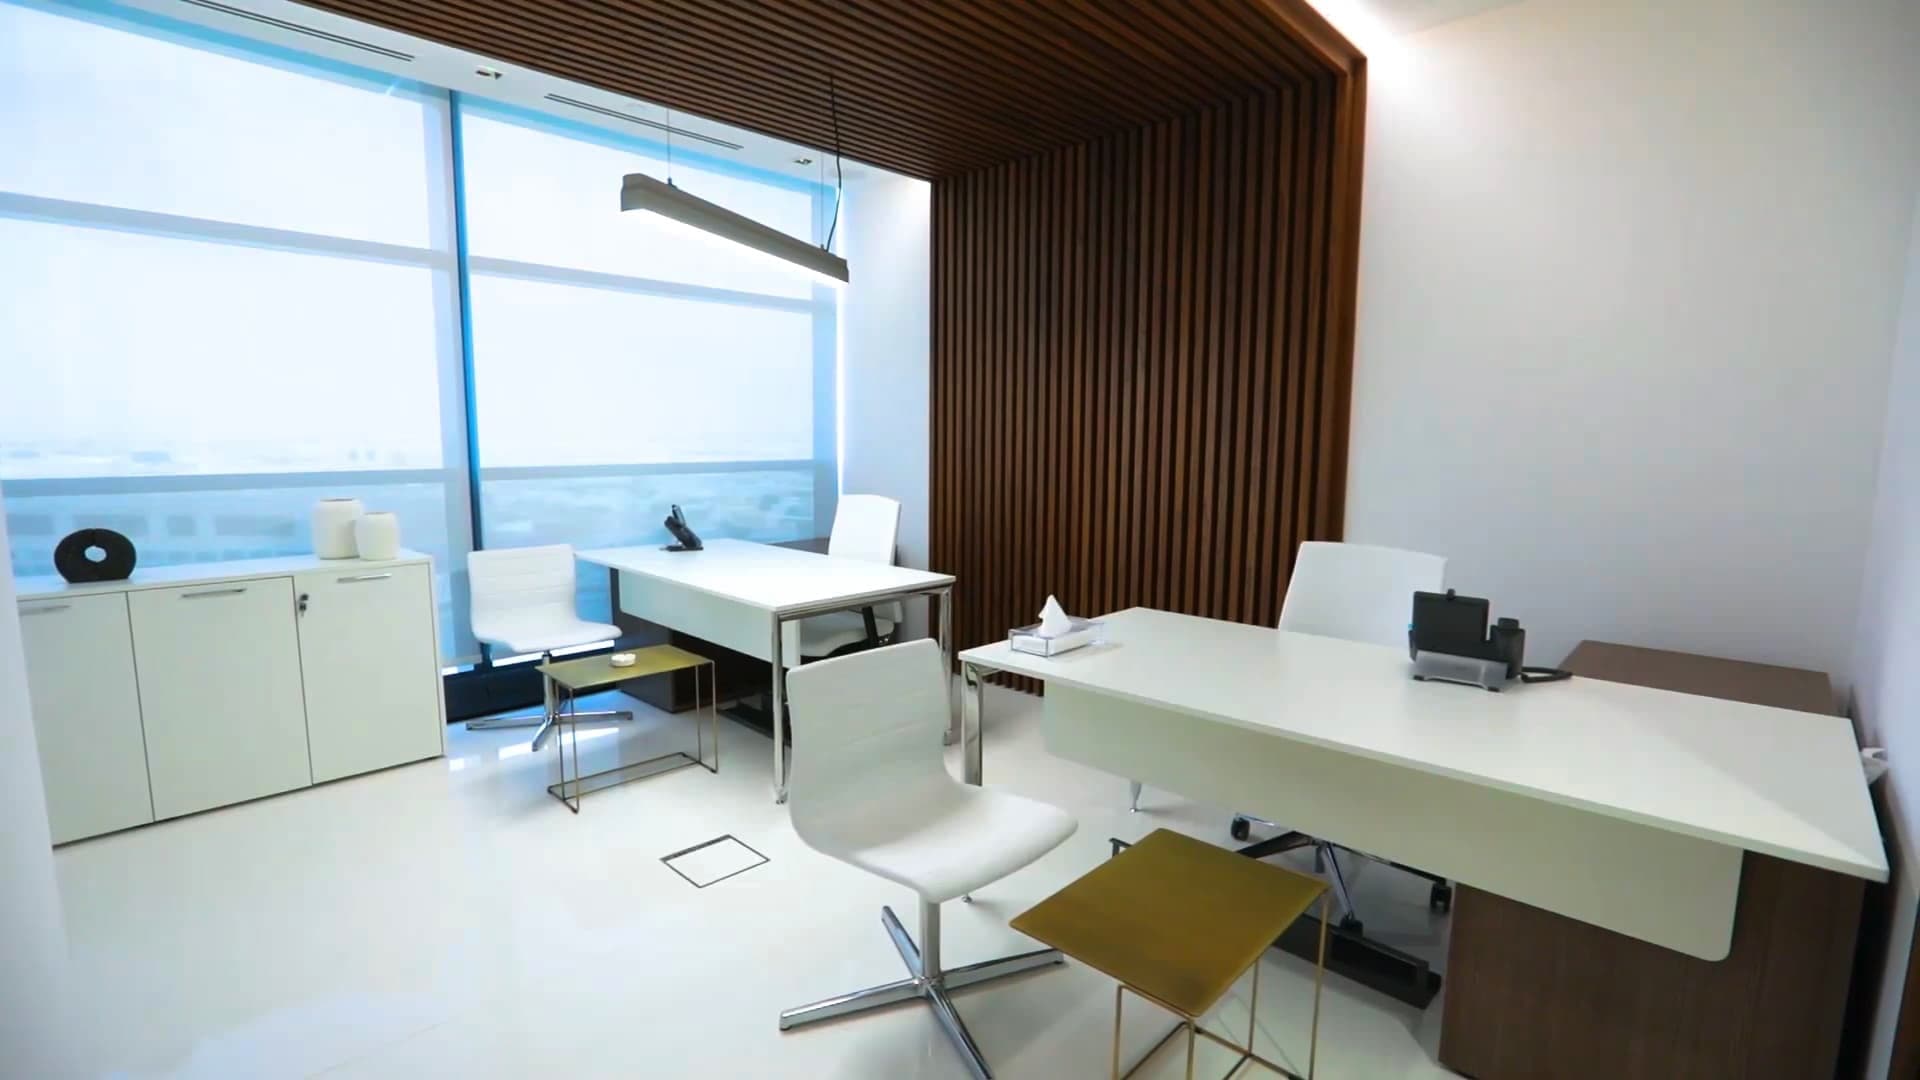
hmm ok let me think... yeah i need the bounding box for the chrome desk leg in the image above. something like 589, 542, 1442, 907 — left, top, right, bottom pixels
772, 615, 789, 804
1322, 842, 1360, 926
938, 586, 957, 746
961, 661, 985, 786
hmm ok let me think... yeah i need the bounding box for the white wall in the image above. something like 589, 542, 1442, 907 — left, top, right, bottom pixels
0, 480, 77, 1075
839, 170, 933, 638
1852, 190, 1920, 1078
1339, 0, 1920, 682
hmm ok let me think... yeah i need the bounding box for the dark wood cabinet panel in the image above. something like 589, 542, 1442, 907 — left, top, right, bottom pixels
1440, 641, 1868, 1080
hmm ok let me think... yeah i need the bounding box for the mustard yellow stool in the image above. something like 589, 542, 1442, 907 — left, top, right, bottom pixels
1011, 828, 1330, 1079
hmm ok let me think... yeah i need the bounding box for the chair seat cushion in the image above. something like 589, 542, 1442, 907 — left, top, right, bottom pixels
473, 616, 621, 657
799, 610, 897, 658
801, 778, 1077, 904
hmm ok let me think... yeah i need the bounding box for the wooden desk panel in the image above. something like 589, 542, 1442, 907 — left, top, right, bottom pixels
1438, 641, 1867, 1080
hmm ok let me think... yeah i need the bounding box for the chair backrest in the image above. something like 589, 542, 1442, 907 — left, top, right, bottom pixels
467, 544, 580, 631
828, 494, 901, 565
1279, 541, 1447, 648
783, 639, 951, 847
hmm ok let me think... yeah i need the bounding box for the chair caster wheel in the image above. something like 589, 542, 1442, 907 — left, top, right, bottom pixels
1430, 883, 1453, 913
1230, 816, 1251, 842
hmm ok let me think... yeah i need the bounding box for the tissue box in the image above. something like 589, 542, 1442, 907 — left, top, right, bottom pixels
1009, 618, 1103, 657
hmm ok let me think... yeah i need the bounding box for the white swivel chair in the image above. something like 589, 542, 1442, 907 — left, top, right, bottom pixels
798, 494, 903, 660
779, 639, 1077, 1080
465, 544, 631, 750
1232, 540, 1448, 926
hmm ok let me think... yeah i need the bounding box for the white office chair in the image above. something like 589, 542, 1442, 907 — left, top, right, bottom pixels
464, 544, 631, 750
798, 494, 904, 659
779, 639, 1077, 1080
1232, 540, 1449, 926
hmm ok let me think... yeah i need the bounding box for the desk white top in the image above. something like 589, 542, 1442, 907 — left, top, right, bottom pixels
14, 550, 433, 602
579, 538, 953, 617
961, 607, 1887, 882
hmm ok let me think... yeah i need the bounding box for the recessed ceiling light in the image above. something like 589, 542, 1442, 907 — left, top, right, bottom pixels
474, 66, 503, 80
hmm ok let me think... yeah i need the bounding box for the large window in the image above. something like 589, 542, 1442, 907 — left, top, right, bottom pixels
0, 0, 838, 661
0, 0, 474, 656
458, 103, 838, 622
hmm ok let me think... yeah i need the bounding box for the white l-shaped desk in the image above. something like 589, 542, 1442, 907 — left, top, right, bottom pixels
958, 607, 1886, 961
580, 539, 954, 802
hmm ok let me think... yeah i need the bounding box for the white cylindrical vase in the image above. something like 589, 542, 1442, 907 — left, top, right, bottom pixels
352, 511, 401, 561
311, 497, 364, 559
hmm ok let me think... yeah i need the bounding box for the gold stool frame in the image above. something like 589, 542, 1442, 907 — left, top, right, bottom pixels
1112, 892, 1330, 1080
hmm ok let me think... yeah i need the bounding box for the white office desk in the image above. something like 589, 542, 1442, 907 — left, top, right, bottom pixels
958, 608, 1886, 961
579, 539, 954, 801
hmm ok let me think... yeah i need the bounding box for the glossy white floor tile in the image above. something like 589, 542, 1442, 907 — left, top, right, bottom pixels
52, 684, 1463, 1079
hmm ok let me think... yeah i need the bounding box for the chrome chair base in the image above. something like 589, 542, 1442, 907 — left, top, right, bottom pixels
780, 902, 1064, 1080
465, 711, 544, 731
529, 709, 631, 753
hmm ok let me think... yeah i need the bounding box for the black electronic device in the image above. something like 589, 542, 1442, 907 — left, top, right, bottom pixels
663, 504, 704, 552
1407, 589, 1569, 691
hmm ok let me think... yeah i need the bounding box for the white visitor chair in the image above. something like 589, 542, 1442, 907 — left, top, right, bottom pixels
1232, 540, 1450, 925
798, 493, 903, 659
778, 639, 1078, 1080
464, 544, 630, 750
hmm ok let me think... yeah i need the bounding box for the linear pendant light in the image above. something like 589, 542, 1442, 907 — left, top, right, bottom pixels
619, 173, 850, 286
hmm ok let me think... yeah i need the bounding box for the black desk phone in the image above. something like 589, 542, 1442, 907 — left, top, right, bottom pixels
663, 504, 703, 552
1408, 589, 1569, 690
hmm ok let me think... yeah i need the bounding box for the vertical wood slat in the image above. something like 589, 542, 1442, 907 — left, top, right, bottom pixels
930, 76, 1364, 669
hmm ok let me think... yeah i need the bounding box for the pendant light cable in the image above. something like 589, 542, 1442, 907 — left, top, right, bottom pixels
825, 75, 843, 252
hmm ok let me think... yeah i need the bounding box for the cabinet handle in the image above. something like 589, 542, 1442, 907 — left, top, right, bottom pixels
181, 587, 247, 599
20, 604, 71, 616
337, 573, 393, 584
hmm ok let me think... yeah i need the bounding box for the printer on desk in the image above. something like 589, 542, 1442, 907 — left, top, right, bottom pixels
1408, 589, 1570, 691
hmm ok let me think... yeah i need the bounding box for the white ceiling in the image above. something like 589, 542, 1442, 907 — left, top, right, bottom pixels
1359, 0, 1524, 35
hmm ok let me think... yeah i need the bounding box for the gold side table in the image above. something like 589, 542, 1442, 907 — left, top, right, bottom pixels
538, 646, 718, 813
1011, 828, 1331, 1079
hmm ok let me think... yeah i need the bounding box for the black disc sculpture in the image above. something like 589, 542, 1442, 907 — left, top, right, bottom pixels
53, 528, 137, 583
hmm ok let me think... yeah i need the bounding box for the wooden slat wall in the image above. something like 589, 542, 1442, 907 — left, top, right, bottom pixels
931, 76, 1365, 669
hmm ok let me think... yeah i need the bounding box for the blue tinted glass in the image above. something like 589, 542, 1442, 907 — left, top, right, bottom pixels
468, 274, 814, 468
0, 1, 439, 244
0, 219, 447, 478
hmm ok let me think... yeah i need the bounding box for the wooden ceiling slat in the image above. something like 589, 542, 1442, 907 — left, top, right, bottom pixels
1205, 0, 1330, 81
621, 0, 1089, 154
312, 0, 959, 174
1126, 0, 1290, 90
1055, 0, 1247, 105
880, 0, 1183, 125
1128, 0, 1311, 85
409, 0, 991, 160
296, 0, 1356, 179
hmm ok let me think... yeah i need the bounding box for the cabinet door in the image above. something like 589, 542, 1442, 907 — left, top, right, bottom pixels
295, 563, 444, 783
19, 593, 153, 843
130, 577, 311, 819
